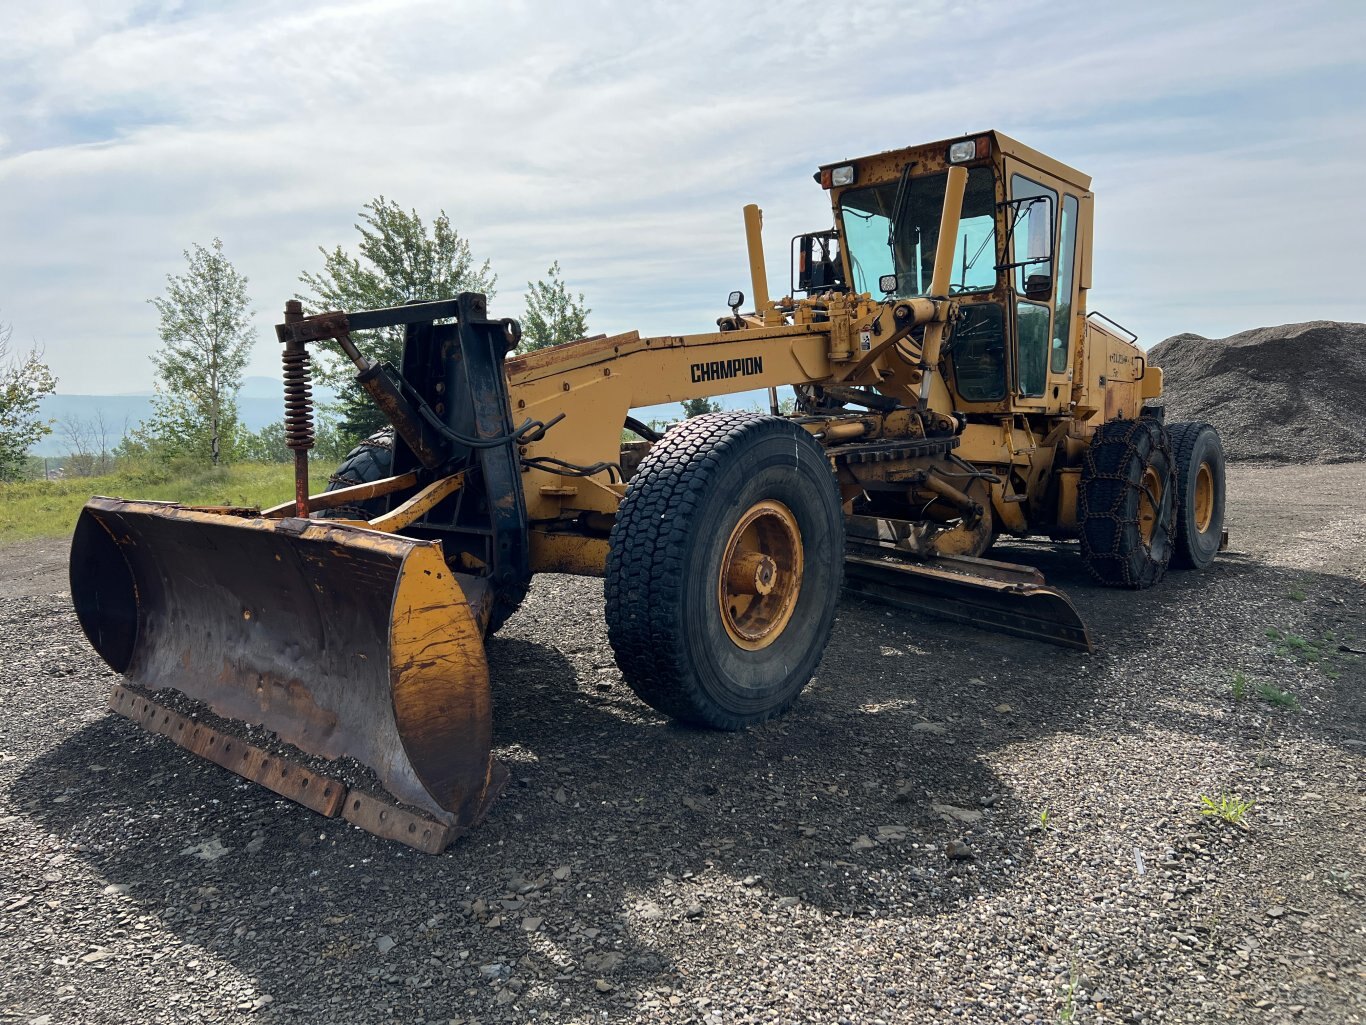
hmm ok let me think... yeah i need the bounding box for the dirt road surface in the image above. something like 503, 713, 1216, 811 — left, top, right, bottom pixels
2, 463, 1362, 1024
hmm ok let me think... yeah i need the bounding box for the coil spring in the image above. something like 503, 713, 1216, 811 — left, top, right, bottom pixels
282, 347, 314, 450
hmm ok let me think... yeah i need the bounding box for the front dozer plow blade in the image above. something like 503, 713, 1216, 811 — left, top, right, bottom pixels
843, 542, 1093, 652
70, 497, 501, 833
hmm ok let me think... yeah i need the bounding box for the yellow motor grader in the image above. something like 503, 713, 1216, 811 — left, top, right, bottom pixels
70, 131, 1226, 851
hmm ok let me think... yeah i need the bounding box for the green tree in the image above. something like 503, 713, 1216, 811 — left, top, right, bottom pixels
0, 315, 57, 481
297, 197, 497, 439
681, 397, 723, 418
241, 416, 352, 465
516, 262, 590, 354
146, 238, 255, 466
240, 420, 290, 463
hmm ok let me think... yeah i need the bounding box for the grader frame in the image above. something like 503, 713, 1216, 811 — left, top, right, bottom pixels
70, 130, 1224, 853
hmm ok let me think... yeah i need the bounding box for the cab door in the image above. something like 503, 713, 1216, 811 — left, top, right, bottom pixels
1003, 168, 1058, 409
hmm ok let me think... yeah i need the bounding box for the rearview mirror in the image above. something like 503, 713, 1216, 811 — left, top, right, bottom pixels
791, 230, 846, 296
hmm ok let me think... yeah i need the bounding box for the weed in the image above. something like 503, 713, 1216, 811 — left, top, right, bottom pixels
1231, 672, 1248, 703
1278, 633, 1317, 660
1325, 868, 1359, 897
1200, 793, 1254, 828
1287, 588, 1306, 602
1253, 681, 1301, 711
1056, 964, 1079, 1022
1038, 807, 1052, 831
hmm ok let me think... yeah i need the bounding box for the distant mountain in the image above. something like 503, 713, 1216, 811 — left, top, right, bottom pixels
30, 377, 338, 457
29, 378, 784, 457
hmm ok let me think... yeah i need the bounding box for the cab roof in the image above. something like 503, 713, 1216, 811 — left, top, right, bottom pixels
818, 130, 1092, 192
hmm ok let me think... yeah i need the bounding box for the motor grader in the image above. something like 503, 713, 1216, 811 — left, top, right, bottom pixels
70, 130, 1226, 852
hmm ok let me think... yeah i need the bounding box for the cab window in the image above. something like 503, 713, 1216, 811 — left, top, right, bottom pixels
1051, 194, 1080, 374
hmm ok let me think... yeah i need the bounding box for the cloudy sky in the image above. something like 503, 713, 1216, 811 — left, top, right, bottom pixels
2, 0, 1363, 395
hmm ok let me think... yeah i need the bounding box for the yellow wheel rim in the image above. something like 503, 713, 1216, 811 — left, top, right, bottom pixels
1138, 465, 1164, 545
717, 500, 804, 651
1193, 462, 1214, 533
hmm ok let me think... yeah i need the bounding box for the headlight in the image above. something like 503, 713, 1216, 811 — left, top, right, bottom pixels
948, 136, 989, 163
831, 165, 855, 186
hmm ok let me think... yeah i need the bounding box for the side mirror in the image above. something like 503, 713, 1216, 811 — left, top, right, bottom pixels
1024, 273, 1051, 301
999, 193, 1055, 299
792, 230, 846, 295
727, 290, 745, 312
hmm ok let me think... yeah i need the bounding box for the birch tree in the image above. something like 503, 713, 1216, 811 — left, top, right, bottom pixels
147, 238, 255, 465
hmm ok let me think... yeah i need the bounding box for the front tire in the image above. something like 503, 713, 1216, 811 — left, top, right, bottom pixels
1168, 421, 1226, 569
604, 412, 843, 729
1078, 418, 1176, 589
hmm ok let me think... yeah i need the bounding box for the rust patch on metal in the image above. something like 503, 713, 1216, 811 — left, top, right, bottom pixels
341, 790, 456, 855
342, 760, 509, 854
106, 685, 508, 854
109, 686, 345, 817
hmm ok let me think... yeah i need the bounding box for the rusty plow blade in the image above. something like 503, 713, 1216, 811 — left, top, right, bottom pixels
843, 540, 1093, 652
70, 497, 503, 848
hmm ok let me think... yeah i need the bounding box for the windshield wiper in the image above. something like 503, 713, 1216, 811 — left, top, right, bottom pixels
886, 162, 916, 287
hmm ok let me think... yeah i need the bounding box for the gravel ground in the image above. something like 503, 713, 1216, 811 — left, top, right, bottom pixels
1, 463, 1363, 1025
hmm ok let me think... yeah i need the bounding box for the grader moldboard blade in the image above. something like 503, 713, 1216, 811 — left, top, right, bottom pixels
70, 496, 505, 853
842, 536, 1094, 652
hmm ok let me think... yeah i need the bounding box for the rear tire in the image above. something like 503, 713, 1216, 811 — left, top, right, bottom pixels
1168, 422, 1225, 569
1078, 418, 1176, 589
605, 412, 843, 729
319, 429, 394, 520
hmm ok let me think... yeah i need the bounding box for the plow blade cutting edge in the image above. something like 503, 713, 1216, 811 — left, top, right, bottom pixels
842, 542, 1094, 652
70, 497, 502, 832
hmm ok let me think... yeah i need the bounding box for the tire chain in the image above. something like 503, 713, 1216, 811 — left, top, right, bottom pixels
321, 429, 395, 519
1078, 418, 1176, 587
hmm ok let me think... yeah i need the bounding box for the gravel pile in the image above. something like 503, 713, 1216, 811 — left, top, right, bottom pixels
1148, 321, 1366, 463
1, 464, 1364, 1025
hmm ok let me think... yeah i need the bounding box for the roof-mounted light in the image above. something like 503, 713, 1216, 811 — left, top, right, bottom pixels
948, 136, 990, 163
831, 165, 855, 187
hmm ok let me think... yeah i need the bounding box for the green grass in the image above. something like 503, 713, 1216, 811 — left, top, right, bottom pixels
0, 462, 296, 543
1265, 626, 1333, 664
1231, 670, 1299, 711
1253, 681, 1301, 711
1200, 793, 1254, 828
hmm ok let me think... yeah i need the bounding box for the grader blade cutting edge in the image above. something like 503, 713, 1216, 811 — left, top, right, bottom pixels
69, 497, 501, 830
842, 543, 1093, 652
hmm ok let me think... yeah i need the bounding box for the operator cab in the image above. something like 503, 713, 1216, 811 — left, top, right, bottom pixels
795, 131, 1092, 417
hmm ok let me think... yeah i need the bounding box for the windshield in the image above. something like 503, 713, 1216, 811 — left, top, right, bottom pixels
839, 166, 997, 297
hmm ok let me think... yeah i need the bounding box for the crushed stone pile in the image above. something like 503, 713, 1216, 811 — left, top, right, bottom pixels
1148, 320, 1366, 463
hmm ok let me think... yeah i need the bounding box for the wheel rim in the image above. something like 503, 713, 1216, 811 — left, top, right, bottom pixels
717, 500, 804, 651
1138, 465, 1164, 545
1193, 462, 1214, 533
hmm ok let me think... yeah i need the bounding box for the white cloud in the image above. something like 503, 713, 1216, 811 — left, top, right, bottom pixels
0, 0, 1363, 392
